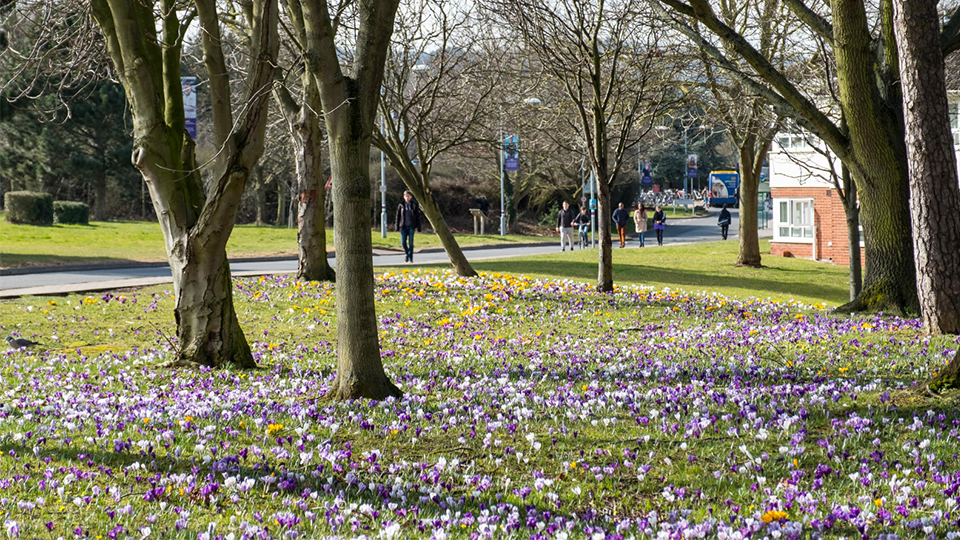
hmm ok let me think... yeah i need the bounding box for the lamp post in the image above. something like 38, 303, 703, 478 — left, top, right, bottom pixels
380, 116, 387, 238
499, 106, 505, 236
498, 98, 541, 237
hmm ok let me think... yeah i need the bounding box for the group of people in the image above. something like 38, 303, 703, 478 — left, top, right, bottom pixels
557, 200, 735, 250
556, 201, 668, 251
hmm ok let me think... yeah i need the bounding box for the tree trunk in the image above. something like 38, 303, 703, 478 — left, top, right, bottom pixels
93, 175, 107, 221
419, 192, 477, 277
893, 0, 960, 334
833, 0, 918, 316
596, 166, 613, 292
842, 165, 863, 301
136, 132, 255, 369
255, 168, 265, 226
325, 130, 401, 400
735, 142, 762, 268
923, 349, 960, 393
173, 244, 254, 367
290, 95, 335, 281
275, 180, 286, 226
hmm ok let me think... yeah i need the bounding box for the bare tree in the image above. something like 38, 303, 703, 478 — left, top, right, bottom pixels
272, 0, 335, 282
693, 0, 798, 268
83, 0, 279, 367
297, 0, 402, 400
648, 0, 960, 316
490, 0, 677, 292
892, 0, 960, 338
373, 0, 500, 277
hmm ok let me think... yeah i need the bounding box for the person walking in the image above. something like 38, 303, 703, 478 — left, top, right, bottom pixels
612, 202, 630, 248
574, 206, 592, 249
718, 204, 732, 240
652, 205, 666, 246
634, 205, 648, 247
556, 201, 577, 251
395, 190, 422, 262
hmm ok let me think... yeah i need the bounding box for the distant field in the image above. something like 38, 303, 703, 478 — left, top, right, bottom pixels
0, 216, 545, 269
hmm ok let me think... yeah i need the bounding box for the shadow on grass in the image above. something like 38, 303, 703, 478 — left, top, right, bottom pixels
463, 259, 849, 305
0, 253, 152, 270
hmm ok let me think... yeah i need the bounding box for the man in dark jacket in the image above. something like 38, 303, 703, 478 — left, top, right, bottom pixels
612, 202, 630, 248
718, 205, 732, 240
556, 201, 578, 251
395, 190, 422, 262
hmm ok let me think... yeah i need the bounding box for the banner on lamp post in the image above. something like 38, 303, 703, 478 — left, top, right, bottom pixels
504, 135, 519, 172
686, 154, 698, 178
182, 77, 198, 139
641, 159, 653, 186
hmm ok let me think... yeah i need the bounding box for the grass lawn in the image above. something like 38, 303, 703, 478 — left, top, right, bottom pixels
422, 239, 851, 307
1, 263, 958, 538
0, 217, 543, 269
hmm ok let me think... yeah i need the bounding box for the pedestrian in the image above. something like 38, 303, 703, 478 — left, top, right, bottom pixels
395, 190, 422, 263
612, 202, 630, 248
718, 204, 732, 240
556, 200, 577, 252
574, 206, 592, 249
653, 205, 666, 246
634, 205, 648, 247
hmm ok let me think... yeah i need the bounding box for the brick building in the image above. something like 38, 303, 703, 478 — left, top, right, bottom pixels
768, 59, 960, 266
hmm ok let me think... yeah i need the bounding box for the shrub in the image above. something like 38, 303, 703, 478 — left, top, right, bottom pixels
4, 191, 53, 225
53, 201, 90, 225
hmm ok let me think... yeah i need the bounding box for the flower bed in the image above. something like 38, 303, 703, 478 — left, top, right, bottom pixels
0, 270, 958, 539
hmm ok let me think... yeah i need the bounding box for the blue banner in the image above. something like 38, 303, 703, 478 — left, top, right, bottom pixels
641, 159, 653, 186
686, 154, 698, 178
504, 135, 519, 172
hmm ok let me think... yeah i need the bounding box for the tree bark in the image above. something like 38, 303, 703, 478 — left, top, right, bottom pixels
832, 0, 918, 316
893, 0, 960, 335
325, 130, 401, 400
596, 163, 613, 292
418, 189, 477, 277
735, 138, 763, 268
842, 165, 863, 301
291, 114, 335, 281
299, 0, 402, 400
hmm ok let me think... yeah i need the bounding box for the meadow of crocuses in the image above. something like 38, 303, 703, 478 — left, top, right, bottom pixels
1, 269, 959, 540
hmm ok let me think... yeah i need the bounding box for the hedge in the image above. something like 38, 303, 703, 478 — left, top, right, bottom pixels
4, 191, 53, 225
53, 201, 90, 225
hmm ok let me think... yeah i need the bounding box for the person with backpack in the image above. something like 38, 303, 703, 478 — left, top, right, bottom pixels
718, 205, 732, 241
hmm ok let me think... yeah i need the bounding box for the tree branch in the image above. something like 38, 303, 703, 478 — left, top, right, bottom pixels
782, 0, 833, 45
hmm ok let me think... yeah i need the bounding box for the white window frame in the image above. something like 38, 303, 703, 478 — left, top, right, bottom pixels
774, 198, 815, 243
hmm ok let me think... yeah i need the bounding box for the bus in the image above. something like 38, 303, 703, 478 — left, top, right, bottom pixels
708, 171, 739, 208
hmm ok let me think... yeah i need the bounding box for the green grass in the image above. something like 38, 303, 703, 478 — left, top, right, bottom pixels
0, 269, 956, 538
420, 239, 851, 307
0, 216, 544, 269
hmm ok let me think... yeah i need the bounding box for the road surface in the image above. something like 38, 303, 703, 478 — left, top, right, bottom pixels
1, 209, 769, 297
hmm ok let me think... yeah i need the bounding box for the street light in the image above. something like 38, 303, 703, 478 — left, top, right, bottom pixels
499, 97, 542, 236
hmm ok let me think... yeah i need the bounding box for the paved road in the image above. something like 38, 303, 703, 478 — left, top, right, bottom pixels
1, 209, 769, 297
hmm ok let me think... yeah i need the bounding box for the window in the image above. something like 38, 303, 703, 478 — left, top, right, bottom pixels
776, 199, 814, 240
776, 134, 808, 151
950, 101, 959, 147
